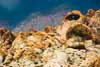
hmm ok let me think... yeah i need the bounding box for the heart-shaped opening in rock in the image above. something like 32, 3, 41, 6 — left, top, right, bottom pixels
65, 14, 80, 21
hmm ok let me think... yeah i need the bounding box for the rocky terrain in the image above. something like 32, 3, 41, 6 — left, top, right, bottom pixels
0, 9, 100, 67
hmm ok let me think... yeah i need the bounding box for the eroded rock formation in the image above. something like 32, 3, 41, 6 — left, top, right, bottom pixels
1, 9, 100, 67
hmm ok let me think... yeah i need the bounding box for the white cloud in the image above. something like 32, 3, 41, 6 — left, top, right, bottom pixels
0, 0, 19, 10
13, 5, 71, 32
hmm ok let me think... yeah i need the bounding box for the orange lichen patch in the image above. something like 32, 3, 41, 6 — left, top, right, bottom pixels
0, 49, 6, 58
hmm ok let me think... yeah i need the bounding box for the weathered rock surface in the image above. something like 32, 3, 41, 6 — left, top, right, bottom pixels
0, 28, 15, 66
1, 9, 100, 67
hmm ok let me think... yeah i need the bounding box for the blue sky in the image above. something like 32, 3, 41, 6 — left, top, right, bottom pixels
0, 0, 19, 10
0, 0, 100, 29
